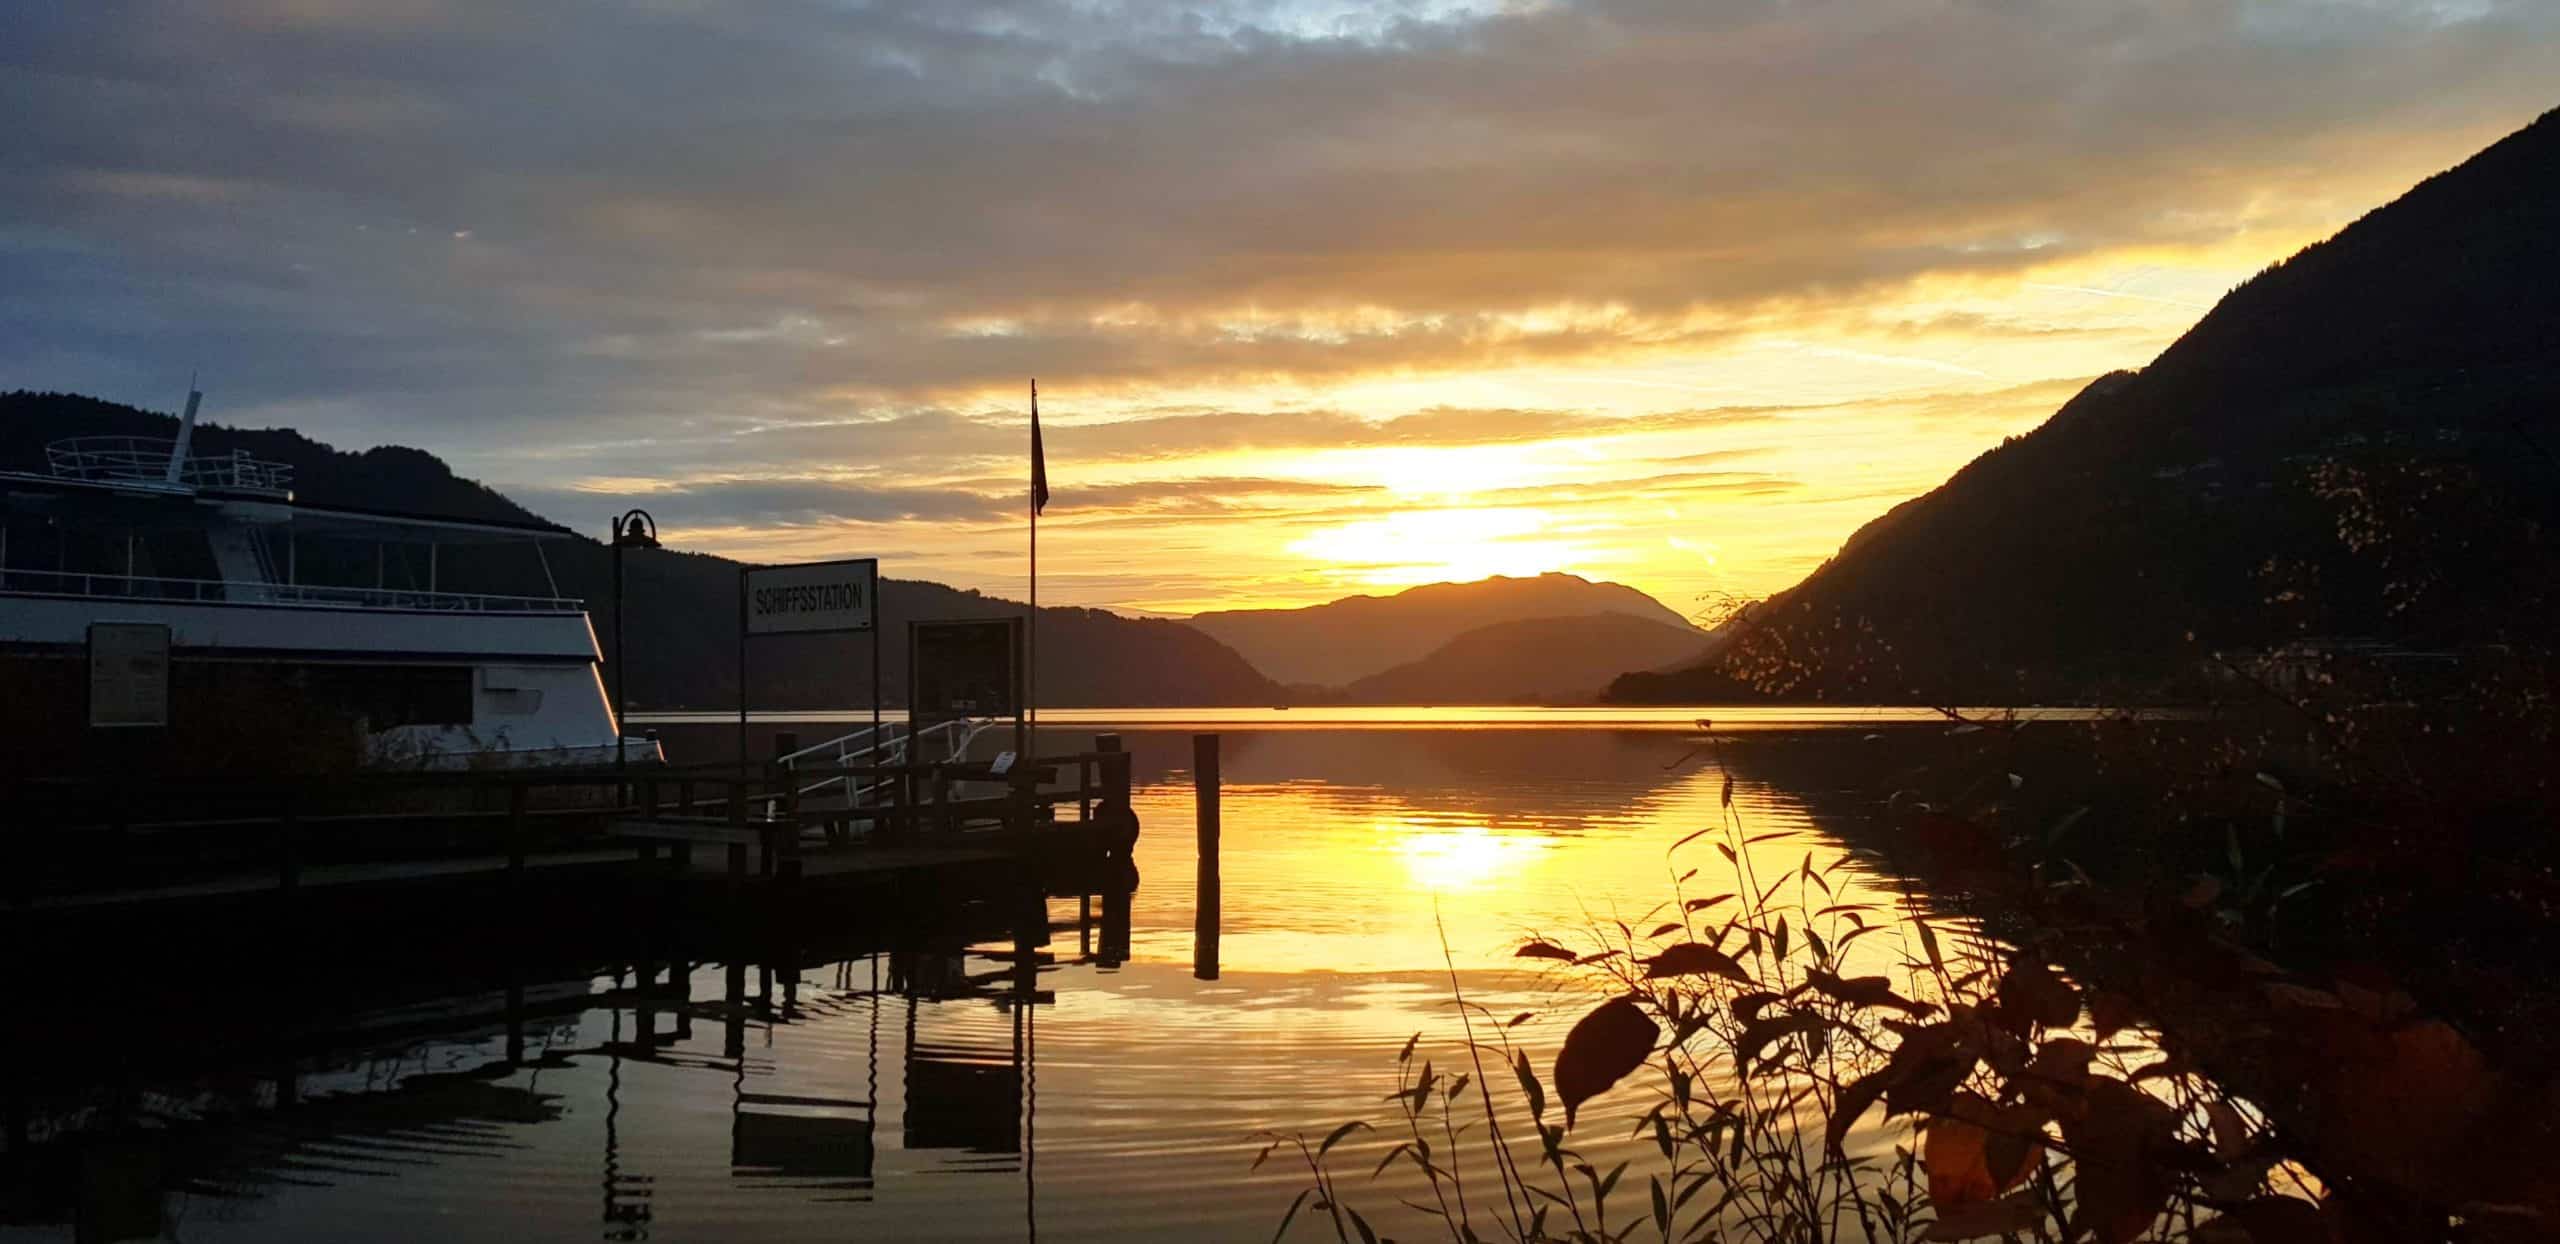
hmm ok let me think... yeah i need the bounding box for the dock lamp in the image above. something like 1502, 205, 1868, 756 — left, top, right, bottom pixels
611, 509, 660, 786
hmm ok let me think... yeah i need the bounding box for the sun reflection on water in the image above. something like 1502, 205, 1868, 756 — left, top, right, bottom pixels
1388, 822, 1553, 892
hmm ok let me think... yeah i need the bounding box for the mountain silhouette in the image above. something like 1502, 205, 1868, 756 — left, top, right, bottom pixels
1611, 105, 2560, 704
1190, 572, 1695, 689
1341, 613, 1709, 705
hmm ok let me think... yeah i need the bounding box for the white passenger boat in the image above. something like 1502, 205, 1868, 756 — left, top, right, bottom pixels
0, 392, 658, 770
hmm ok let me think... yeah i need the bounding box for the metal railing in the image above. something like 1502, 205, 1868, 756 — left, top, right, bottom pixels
0, 567, 583, 613
775, 718, 1000, 822
47, 436, 295, 494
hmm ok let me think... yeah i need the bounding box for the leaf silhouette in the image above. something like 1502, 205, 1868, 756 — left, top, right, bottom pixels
1644, 942, 1755, 984
2019, 1037, 2094, 1114
1318, 1119, 1371, 1158
1826, 1068, 1889, 1158
1513, 1048, 1547, 1122
1922, 1190, 2044, 1241
1516, 940, 1577, 962
1926, 1092, 2044, 1208
2203, 1197, 2329, 1244
1807, 969, 1937, 1017
2063, 1077, 2178, 1244
1924, 1108, 1996, 1208
1878, 1021, 1979, 1118
1554, 996, 1658, 1131
1735, 1010, 1825, 1075
1996, 958, 2080, 1029
2088, 989, 2137, 1041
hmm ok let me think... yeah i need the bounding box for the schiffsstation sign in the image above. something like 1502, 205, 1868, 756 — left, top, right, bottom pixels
743, 558, 878, 635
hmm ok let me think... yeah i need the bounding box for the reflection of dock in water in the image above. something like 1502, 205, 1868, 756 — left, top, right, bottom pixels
1, 874, 1133, 1240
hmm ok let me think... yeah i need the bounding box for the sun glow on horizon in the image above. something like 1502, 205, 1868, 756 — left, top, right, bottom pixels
1287, 506, 1603, 587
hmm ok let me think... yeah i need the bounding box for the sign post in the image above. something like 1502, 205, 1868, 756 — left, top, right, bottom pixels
739, 558, 881, 770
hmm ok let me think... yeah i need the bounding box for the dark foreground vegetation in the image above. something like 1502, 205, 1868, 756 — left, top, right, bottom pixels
1265, 660, 2560, 1241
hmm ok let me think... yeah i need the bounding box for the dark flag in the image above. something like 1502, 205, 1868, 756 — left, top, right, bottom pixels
1031, 380, 1050, 515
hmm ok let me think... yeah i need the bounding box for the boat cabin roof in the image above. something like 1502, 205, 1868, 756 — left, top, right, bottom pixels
0, 471, 574, 545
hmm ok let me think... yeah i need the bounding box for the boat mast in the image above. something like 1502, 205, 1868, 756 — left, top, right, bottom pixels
164, 382, 202, 485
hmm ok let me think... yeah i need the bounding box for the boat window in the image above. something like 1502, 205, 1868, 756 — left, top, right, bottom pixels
484, 688, 544, 715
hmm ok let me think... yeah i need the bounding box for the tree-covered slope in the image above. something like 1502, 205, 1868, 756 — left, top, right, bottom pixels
1191, 571, 1695, 688
1612, 106, 2560, 704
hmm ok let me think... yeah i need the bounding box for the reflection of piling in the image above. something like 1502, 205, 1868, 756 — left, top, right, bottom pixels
1091, 734, 1140, 878
723, 959, 747, 1060
1193, 733, 1221, 981
505, 973, 526, 1066
1097, 884, 1133, 969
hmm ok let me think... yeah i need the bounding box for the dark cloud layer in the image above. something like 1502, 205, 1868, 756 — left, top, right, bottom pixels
5, 1, 2555, 608
5, 0, 2554, 435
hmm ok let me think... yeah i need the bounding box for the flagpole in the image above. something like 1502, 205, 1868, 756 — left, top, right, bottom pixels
1027, 379, 1039, 762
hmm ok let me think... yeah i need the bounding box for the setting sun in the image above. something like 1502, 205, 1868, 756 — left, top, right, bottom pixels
1287, 507, 1595, 587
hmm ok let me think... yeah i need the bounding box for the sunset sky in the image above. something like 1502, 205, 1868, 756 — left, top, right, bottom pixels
7, 2, 2557, 615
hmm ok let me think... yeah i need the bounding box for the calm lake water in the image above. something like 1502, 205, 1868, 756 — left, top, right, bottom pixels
8, 710, 2021, 1242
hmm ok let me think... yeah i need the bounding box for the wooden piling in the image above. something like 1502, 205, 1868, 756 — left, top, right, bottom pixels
728, 778, 748, 884
1093, 742, 1139, 861
1193, 733, 1221, 981
505, 782, 528, 888
275, 792, 300, 896
1192, 733, 1220, 849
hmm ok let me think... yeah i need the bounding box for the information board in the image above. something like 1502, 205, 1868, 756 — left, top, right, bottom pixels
910, 618, 1023, 723
88, 622, 172, 728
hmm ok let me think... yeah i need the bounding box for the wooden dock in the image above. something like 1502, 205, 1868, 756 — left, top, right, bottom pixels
3, 736, 1145, 922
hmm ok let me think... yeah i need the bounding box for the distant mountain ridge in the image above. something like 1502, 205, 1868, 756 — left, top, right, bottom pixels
1191, 572, 1695, 688
1342, 613, 1709, 705
0, 391, 1281, 710
1610, 106, 2560, 704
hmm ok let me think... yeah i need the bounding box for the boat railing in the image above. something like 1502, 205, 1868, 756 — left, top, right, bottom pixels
774, 718, 999, 822
0, 567, 582, 613
47, 436, 295, 494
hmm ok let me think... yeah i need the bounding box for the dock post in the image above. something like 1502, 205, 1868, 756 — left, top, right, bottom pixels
728, 779, 749, 882
1193, 734, 1221, 981
1092, 735, 1139, 869
275, 791, 300, 897
506, 781, 527, 889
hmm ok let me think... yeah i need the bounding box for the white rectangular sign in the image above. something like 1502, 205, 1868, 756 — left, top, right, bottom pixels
744, 558, 878, 635
89, 621, 172, 728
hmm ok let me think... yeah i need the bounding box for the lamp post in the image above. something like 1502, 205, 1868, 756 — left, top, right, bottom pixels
610, 509, 659, 790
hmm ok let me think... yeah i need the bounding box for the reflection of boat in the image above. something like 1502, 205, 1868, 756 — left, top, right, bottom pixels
0, 391, 654, 768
